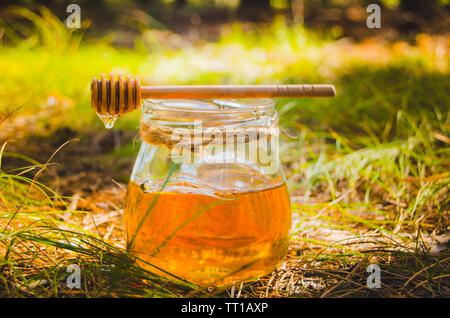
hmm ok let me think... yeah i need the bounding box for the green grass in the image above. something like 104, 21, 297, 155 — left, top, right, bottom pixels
0, 5, 449, 297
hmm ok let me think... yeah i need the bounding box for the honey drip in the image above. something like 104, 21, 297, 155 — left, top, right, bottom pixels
97, 112, 119, 129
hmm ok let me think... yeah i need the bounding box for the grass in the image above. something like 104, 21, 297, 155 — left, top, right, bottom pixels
0, 5, 449, 297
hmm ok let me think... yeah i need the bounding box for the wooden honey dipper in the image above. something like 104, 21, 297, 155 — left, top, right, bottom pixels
91, 73, 336, 115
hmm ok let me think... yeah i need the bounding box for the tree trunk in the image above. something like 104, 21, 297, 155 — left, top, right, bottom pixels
292, 0, 304, 25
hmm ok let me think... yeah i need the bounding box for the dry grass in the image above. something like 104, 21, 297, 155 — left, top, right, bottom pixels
1, 142, 447, 297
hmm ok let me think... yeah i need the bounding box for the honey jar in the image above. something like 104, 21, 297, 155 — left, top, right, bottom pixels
124, 98, 291, 286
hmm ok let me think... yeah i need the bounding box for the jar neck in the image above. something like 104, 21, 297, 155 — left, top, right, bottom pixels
141, 99, 277, 129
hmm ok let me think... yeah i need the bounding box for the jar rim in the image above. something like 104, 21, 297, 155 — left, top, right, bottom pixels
142, 98, 275, 114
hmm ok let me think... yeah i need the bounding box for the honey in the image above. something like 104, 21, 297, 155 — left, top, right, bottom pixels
124, 179, 291, 286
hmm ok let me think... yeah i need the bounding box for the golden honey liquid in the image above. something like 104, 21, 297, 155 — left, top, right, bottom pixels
124, 180, 291, 286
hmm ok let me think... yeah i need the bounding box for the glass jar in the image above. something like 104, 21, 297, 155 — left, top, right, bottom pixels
124, 98, 291, 286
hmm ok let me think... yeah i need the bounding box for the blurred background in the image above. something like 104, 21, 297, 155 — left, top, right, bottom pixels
0, 0, 448, 297
3, 0, 450, 40
1, 0, 448, 181
1, 0, 448, 186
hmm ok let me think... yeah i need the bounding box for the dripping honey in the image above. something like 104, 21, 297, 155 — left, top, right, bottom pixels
124, 180, 291, 286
